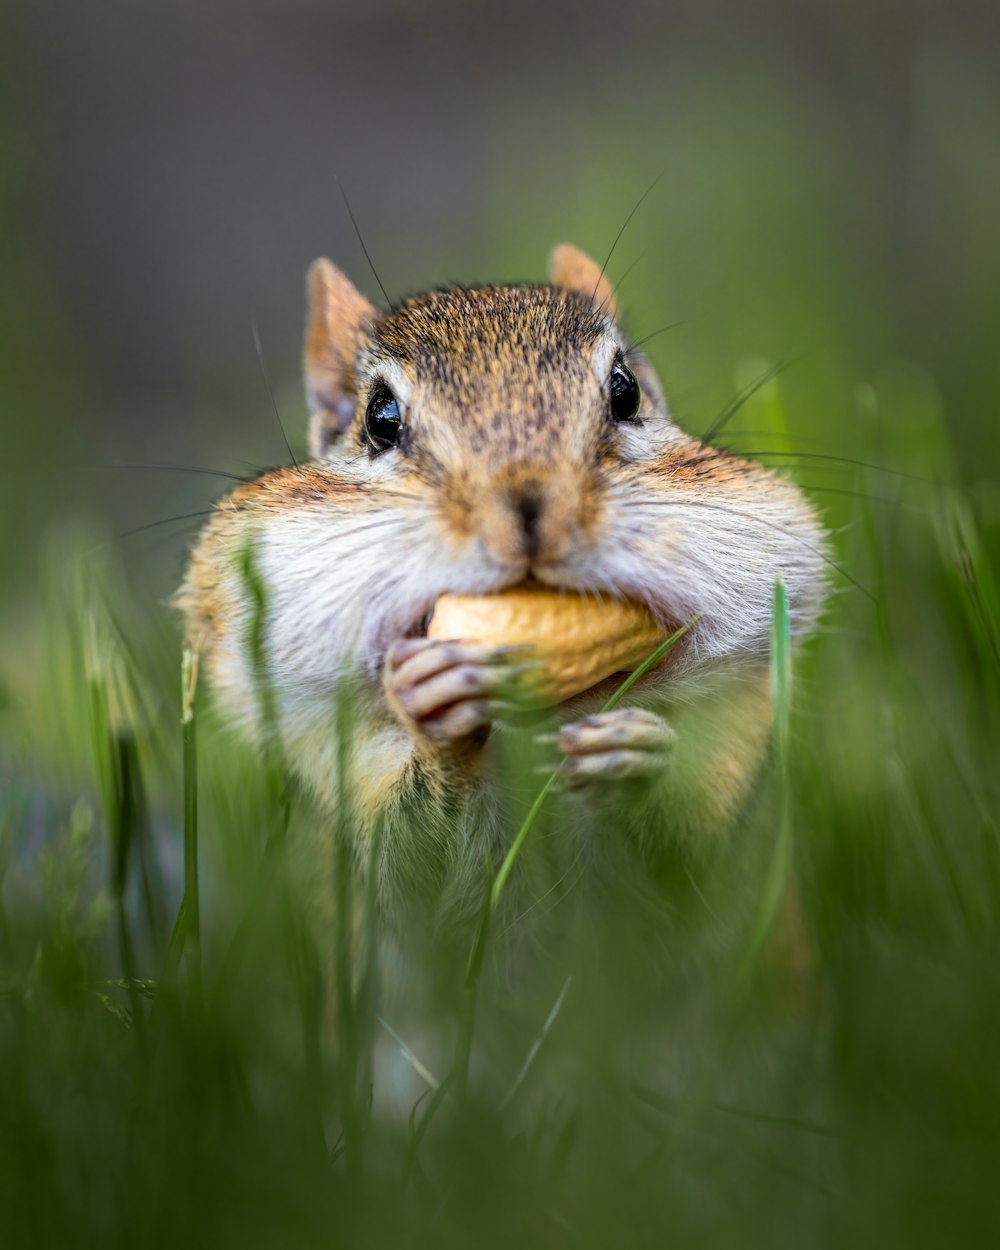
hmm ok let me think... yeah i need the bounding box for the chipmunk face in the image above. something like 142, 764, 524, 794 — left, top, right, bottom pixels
181, 244, 826, 725
305, 248, 683, 598
357, 288, 678, 577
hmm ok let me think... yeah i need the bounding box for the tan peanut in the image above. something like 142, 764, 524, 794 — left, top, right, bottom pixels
427, 587, 663, 704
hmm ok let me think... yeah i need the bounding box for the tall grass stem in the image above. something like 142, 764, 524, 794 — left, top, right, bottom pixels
181, 645, 201, 989
490, 618, 696, 911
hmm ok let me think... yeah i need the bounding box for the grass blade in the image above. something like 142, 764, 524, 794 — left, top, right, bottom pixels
181, 644, 201, 992
739, 579, 793, 980
490, 617, 696, 910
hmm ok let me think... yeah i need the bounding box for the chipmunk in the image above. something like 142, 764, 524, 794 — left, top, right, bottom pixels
178, 245, 828, 909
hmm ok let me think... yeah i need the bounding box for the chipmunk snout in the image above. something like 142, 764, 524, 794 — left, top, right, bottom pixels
473, 471, 585, 570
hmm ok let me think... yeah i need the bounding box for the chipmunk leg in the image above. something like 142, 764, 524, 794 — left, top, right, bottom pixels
554, 708, 677, 787
384, 638, 533, 753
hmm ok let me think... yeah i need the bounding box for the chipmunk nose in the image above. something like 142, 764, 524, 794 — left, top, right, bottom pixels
513, 488, 542, 560
474, 476, 578, 569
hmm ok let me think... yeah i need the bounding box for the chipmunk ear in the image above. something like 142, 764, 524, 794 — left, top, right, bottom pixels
548, 243, 617, 320
304, 258, 377, 458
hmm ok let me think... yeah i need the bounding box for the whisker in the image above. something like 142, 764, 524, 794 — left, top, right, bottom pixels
251, 317, 298, 468
339, 181, 392, 308
700, 356, 803, 443
292, 516, 408, 552
84, 462, 250, 484
637, 495, 875, 603
592, 173, 664, 309
800, 484, 926, 510
750, 461, 869, 480
604, 251, 644, 311
115, 510, 217, 541
710, 428, 835, 449
625, 321, 688, 354
716, 449, 935, 485
81, 510, 222, 557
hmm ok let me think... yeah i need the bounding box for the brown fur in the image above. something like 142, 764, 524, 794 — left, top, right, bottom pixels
178, 244, 828, 913
177, 464, 374, 672
549, 242, 618, 318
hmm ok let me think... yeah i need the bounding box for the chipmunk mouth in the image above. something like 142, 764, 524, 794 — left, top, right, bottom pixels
401, 576, 543, 643
399, 580, 675, 705
408, 610, 433, 639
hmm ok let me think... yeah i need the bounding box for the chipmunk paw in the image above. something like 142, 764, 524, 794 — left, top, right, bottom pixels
384, 637, 536, 751
551, 707, 676, 788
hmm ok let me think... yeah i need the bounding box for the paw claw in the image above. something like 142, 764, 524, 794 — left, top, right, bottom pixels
385, 637, 535, 753
555, 708, 675, 786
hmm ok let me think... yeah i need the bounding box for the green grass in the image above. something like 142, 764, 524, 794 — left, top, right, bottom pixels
3, 123, 1000, 1234
4, 27, 1000, 1242
2, 402, 999, 1249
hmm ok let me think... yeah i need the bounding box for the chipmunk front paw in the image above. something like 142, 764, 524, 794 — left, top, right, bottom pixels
384, 638, 532, 754
552, 708, 676, 788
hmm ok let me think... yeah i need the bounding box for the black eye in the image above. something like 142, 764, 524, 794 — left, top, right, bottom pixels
608, 361, 641, 423
364, 384, 402, 453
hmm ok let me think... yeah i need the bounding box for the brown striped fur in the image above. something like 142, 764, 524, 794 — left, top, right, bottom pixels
177, 245, 829, 912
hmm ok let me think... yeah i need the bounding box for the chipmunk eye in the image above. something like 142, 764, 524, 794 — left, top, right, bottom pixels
608, 360, 641, 423
364, 384, 402, 453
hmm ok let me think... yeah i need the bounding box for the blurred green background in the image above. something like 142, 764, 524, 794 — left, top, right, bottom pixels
2, 2, 1000, 1247
3, 0, 1000, 602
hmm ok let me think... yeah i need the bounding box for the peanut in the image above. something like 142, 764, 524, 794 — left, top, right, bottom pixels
427, 586, 663, 704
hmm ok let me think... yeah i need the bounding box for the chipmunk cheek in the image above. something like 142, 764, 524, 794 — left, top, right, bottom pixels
432, 489, 475, 544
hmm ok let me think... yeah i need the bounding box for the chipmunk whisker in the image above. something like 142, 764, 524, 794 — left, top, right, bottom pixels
86, 462, 251, 485
638, 496, 875, 603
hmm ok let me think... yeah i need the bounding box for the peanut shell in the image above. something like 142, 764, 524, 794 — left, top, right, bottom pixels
428, 586, 662, 704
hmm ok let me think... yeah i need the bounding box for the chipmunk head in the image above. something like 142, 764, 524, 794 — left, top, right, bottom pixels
182, 243, 826, 726
304, 245, 675, 583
